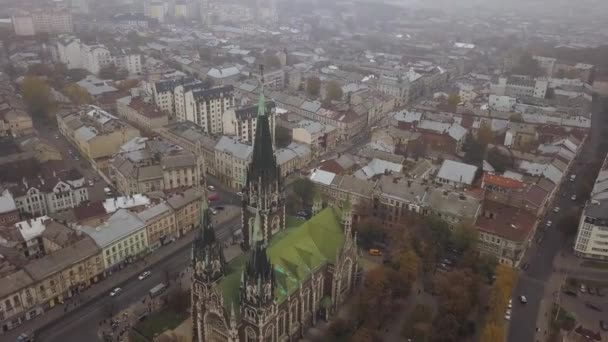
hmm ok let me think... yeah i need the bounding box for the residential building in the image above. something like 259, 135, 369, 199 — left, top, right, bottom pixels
9, 168, 89, 217
376, 70, 425, 106
166, 188, 201, 236
0, 189, 20, 226
116, 96, 168, 132
138, 203, 176, 249
311, 170, 375, 214
57, 37, 142, 75
275, 142, 312, 177
11, 12, 35, 36
574, 155, 608, 260
181, 85, 235, 134
12, 9, 73, 36
206, 67, 241, 86
154, 121, 218, 176
151, 77, 196, 116
475, 200, 536, 266
292, 119, 337, 155
56, 106, 140, 170
214, 136, 253, 189
222, 101, 276, 144
435, 160, 478, 187
424, 188, 481, 227
102, 194, 151, 214
0, 268, 39, 332
373, 175, 428, 229
83, 209, 148, 272
110, 137, 198, 195
504, 123, 537, 150
488, 95, 517, 112
76, 75, 118, 98
490, 76, 548, 99
251, 67, 284, 89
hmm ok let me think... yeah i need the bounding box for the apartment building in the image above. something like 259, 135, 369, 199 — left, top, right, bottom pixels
292, 119, 337, 155
376, 70, 425, 106
56, 36, 142, 75
490, 76, 548, 99
8, 168, 89, 217
151, 77, 196, 116
166, 188, 202, 236
57, 106, 140, 170
222, 101, 276, 144
574, 155, 608, 260
110, 137, 198, 195
182, 85, 235, 134
138, 203, 176, 249
83, 209, 148, 272
12, 9, 73, 36
116, 96, 168, 132
214, 136, 252, 189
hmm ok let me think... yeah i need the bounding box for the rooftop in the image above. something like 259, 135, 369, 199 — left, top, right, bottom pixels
15, 216, 51, 242
476, 200, 536, 242
24, 237, 99, 281
215, 136, 253, 161
436, 160, 478, 185
103, 194, 151, 213
82, 210, 146, 248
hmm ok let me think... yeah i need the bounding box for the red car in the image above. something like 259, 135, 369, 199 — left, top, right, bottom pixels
208, 193, 219, 201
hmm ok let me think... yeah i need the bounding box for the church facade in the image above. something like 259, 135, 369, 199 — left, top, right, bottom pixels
191, 73, 359, 342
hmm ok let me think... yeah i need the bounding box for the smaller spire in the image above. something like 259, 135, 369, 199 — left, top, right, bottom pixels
257, 64, 266, 117
252, 209, 264, 244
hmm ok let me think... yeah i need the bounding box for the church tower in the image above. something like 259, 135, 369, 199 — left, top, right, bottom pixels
239, 210, 277, 340
191, 195, 229, 341
241, 66, 285, 249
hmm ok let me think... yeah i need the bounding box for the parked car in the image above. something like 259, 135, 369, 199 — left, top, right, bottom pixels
519, 295, 527, 304
546, 221, 552, 227
585, 302, 602, 312
215, 206, 225, 211
236, 191, 243, 197
571, 195, 577, 201
564, 289, 577, 297
580, 284, 587, 293
368, 249, 382, 256
553, 207, 560, 213
210, 208, 218, 215
598, 288, 604, 297
589, 287, 596, 295
508, 299, 512, 309
138, 271, 151, 280
207, 185, 215, 191
88, 180, 94, 187
504, 313, 511, 321
110, 287, 122, 297
16, 332, 34, 342
208, 193, 219, 201
522, 262, 530, 270
600, 320, 608, 331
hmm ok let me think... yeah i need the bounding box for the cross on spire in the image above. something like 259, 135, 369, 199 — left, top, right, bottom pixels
257, 64, 266, 117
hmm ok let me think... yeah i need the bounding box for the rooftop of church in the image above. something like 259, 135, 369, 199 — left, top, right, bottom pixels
218, 207, 345, 313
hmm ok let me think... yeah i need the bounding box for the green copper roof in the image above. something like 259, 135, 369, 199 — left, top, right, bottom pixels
217, 207, 345, 312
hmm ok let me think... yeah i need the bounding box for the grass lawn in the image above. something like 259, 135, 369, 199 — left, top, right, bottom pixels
135, 310, 188, 339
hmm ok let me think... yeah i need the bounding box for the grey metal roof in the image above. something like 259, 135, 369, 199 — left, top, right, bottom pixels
83, 209, 146, 248
167, 188, 201, 209
436, 160, 478, 185
138, 202, 172, 222
215, 136, 253, 161
24, 237, 100, 281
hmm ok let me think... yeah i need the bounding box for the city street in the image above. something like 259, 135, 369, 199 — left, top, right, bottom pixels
30, 214, 240, 342
507, 98, 607, 342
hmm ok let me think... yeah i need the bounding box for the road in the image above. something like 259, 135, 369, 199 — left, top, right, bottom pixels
507, 98, 607, 342
37, 215, 240, 342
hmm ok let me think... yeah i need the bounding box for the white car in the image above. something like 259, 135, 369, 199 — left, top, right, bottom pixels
210, 208, 218, 215
508, 299, 512, 309
519, 295, 527, 304
236, 191, 243, 197
546, 220, 552, 227
504, 313, 511, 321
207, 185, 215, 191
138, 271, 151, 280
110, 287, 122, 297
571, 195, 577, 201
88, 180, 94, 187
553, 207, 560, 213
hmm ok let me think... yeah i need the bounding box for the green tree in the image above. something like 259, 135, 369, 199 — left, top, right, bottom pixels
512, 53, 542, 77
463, 136, 487, 167
66, 68, 89, 82
292, 178, 315, 207
20, 76, 56, 119
274, 125, 291, 148
325, 80, 343, 102
63, 83, 93, 105
486, 148, 514, 173
306, 76, 321, 98
357, 217, 385, 249
98, 63, 118, 80
451, 223, 478, 253
477, 121, 494, 145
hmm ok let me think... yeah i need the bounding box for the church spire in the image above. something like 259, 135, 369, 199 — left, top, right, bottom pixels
241, 209, 275, 307
192, 194, 226, 283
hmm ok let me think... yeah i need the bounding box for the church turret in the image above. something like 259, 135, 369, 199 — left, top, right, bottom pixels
241, 210, 275, 308
342, 196, 353, 237
192, 197, 226, 283
241, 65, 285, 249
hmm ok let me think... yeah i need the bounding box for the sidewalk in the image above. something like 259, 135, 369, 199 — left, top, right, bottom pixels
4, 205, 239, 341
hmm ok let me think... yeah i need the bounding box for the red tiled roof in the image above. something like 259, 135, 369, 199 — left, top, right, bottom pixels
476, 200, 536, 242
319, 160, 344, 175
482, 173, 524, 190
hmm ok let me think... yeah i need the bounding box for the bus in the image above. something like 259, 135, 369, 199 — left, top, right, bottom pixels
149, 283, 167, 298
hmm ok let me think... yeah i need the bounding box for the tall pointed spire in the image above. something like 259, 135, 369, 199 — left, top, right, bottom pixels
257, 65, 266, 117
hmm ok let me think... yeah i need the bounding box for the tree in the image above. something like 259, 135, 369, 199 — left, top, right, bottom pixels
292, 178, 315, 207
20, 76, 56, 119
306, 77, 321, 98
357, 216, 385, 249
480, 322, 504, 342
63, 83, 93, 105
66, 68, 89, 82
477, 122, 494, 145
451, 223, 478, 253
463, 136, 486, 167
274, 125, 291, 148
98, 63, 118, 80
264, 54, 282, 68
486, 148, 514, 173
325, 80, 343, 102
509, 112, 523, 122
511, 53, 542, 77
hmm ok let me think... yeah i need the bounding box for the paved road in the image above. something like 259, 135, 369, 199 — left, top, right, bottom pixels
36, 215, 239, 342
507, 98, 607, 342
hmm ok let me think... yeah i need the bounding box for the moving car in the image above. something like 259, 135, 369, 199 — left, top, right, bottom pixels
571, 194, 577, 201
207, 185, 215, 191
110, 287, 122, 297
236, 191, 243, 197
519, 295, 527, 304
585, 302, 602, 312
368, 249, 382, 256
138, 271, 151, 280
600, 320, 608, 331
580, 284, 587, 293
553, 207, 560, 213
210, 208, 218, 215
570, 174, 576, 182
546, 221, 552, 227
16, 332, 34, 342
208, 193, 219, 201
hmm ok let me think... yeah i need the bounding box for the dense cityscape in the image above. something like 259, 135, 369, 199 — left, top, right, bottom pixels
0, 0, 608, 341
